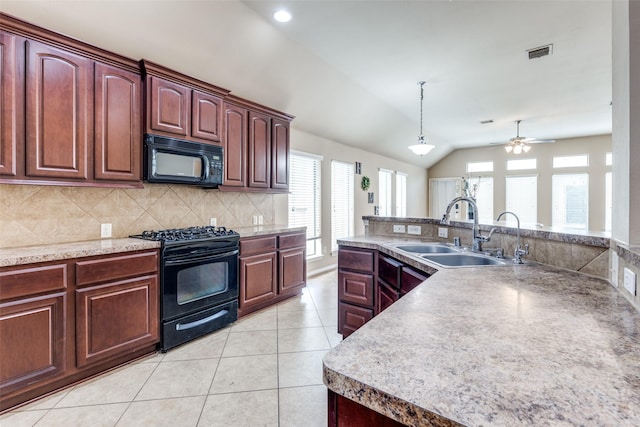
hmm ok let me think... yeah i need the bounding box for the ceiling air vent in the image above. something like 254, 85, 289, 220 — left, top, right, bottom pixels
527, 44, 553, 60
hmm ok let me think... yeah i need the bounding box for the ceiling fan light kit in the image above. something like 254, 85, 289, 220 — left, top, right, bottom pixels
408, 81, 435, 156
504, 119, 553, 154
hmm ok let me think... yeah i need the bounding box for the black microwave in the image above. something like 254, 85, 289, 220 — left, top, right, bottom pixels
143, 134, 223, 188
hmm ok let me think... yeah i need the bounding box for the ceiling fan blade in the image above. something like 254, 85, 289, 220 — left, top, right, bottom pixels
527, 139, 556, 144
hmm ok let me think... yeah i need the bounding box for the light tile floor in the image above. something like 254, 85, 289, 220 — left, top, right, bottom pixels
1, 270, 341, 427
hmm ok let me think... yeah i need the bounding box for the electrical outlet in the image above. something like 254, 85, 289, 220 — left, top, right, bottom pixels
258, 215, 264, 225
624, 268, 637, 295
393, 224, 406, 233
210, 217, 217, 227
252, 215, 258, 225
407, 225, 421, 235
438, 227, 448, 238
100, 223, 112, 238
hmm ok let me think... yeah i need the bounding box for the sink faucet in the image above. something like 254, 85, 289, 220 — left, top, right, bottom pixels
441, 196, 492, 252
495, 211, 529, 264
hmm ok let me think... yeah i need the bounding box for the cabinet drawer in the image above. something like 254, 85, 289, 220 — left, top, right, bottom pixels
0, 264, 67, 301
338, 248, 375, 273
377, 280, 400, 315
278, 232, 306, 250
240, 236, 277, 256
76, 251, 158, 287
338, 270, 374, 307
401, 267, 429, 295
378, 255, 402, 289
338, 302, 373, 338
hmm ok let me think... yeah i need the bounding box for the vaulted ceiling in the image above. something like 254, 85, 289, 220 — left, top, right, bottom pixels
1, 0, 612, 168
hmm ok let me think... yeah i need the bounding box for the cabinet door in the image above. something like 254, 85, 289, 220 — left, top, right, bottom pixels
148, 76, 189, 137
0, 292, 67, 395
338, 270, 374, 307
223, 102, 247, 187
376, 280, 399, 315
239, 252, 277, 310
25, 40, 91, 179
271, 118, 289, 190
94, 63, 141, 182
192, 89, 223, 144
75, 275, 159, 367
338, 302, 373, 338
401, 267, 429, 295
279, 246, 306, 295
248, 110, 271, 188
0, 31, 22, 177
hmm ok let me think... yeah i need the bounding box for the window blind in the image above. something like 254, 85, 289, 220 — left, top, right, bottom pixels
289, 152, 322, 256
331, 160, 354, 251
378, 169, 393, 216
395, 172, 407, 217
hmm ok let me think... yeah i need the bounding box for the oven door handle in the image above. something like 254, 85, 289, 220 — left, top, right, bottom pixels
175, 310, 229, 331
164, 249, 239, 266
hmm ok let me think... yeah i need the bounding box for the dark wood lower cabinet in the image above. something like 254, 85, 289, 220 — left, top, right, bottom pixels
328, 389, 405, 427
0, 249, 159, 412
238, 231, 307, 317
376, 280, 399, 314
338, 302, 373, 338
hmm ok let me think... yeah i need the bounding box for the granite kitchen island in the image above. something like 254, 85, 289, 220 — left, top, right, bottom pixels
323, 239, 640, 426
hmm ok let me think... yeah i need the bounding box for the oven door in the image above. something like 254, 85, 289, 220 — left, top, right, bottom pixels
162, 242, 239, 321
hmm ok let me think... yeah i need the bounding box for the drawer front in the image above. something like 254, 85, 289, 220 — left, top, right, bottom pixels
338, 247, 375, 273
240, 236, 277, 256
76, 251, 158, 287
338, 302, 373, 338
338, 270, 374, 307
401, 267, 429, 295
378, 255, 402, 289
278, 232, 306, 250
376, 280, 400, 315
0, 263, 67, 301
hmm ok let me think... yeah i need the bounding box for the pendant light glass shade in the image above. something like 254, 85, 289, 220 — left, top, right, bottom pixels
408, 81, 435, 156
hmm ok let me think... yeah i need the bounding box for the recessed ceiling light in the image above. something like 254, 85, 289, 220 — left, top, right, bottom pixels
273, 10, 292, 23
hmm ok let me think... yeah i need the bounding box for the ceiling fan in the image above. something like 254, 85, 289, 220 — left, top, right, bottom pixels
503, 120, 555, 154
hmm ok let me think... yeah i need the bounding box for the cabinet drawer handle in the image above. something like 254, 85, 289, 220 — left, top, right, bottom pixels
175, 310, 228, 331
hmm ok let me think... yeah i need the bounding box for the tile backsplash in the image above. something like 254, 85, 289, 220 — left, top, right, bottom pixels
0, 184, 276, 248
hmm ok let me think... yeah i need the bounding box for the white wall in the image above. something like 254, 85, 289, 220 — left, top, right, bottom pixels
279, 128, 428, 272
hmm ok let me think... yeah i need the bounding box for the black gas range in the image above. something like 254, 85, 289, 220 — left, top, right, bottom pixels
131, 226, 240, 351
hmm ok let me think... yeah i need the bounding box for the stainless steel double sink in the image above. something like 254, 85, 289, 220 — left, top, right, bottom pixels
388, 242, 510, 268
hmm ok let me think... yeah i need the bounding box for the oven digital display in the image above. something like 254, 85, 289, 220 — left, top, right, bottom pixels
177, 262, 228, 305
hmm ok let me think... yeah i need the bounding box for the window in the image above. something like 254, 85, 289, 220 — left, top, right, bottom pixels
331, 160, 354, 251
606, 152, 612, 166
466, 176, 493, 223
289, 152, 322, 257
466, 161, 494, 173
505, 176, 537, 224
605, 172, 612, 232
553, 155, 589, 168
552, 174, 589, 229
395, 172, 407, 217
429, 178, 459, 219
378, 169, 393, 216
507, 158, 537, 171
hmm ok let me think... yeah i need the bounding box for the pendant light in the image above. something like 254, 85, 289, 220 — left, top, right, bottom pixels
408, 81, 435, 156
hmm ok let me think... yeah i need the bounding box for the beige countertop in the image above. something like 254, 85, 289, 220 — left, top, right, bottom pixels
324, 237, 640, 426
235, 225, 306, 239
0, 238, 161, 267
0, 225, 306, 267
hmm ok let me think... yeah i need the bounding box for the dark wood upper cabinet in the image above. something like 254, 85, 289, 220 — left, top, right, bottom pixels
1, 13, 143, 187
192, 89, 223, 143
94, 63, 141, 182
271, 118, 290, 190
223, 101, 247, 187
148, 76, 189, 137
248, 110, 271, 188
25, 39, 92, 180
0, 31, 22, 177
